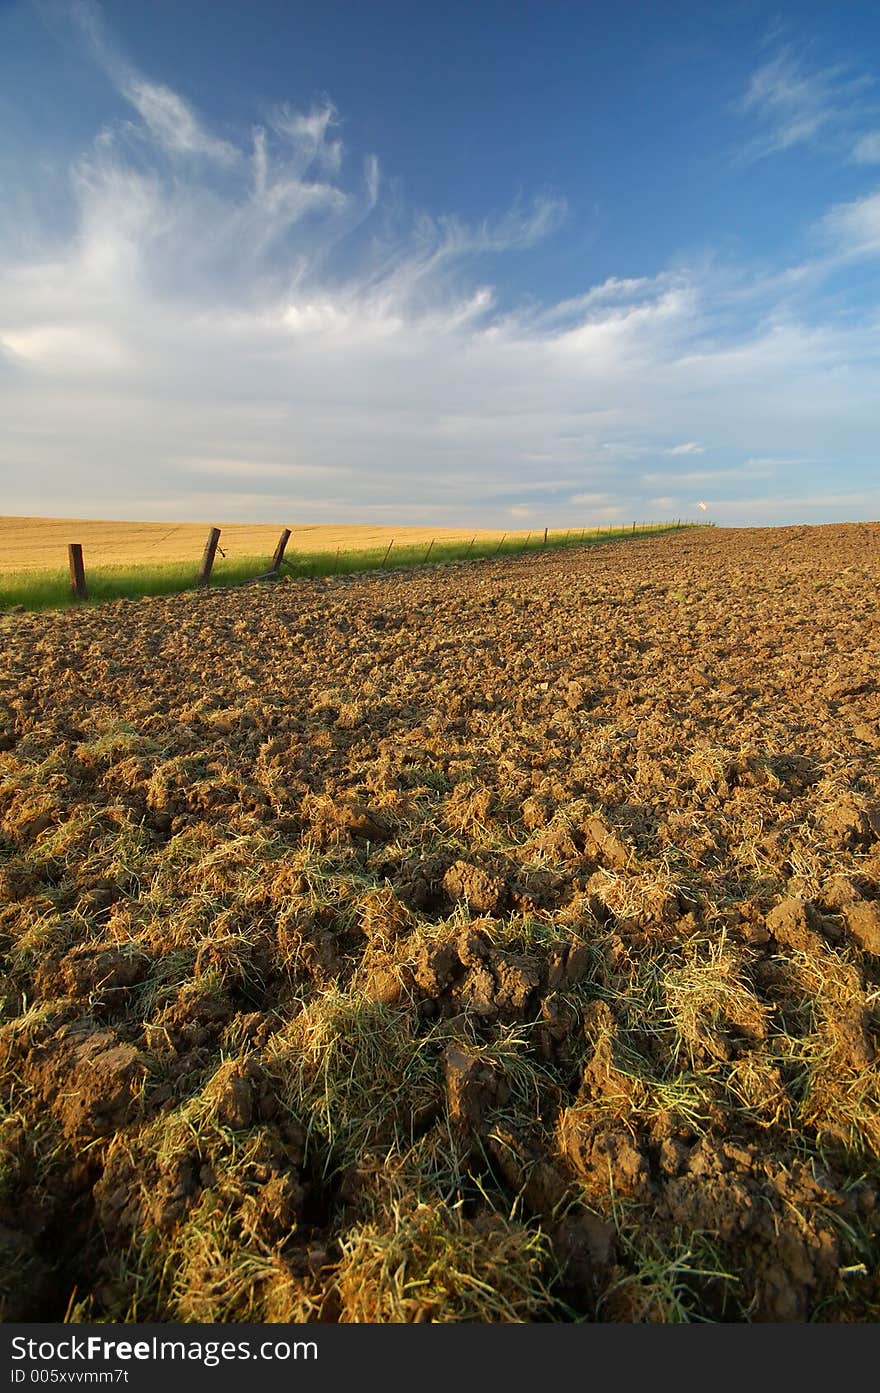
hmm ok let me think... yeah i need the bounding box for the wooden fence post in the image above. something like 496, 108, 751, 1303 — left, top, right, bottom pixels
423, 538, 435, 563
543, 527, 548, 546
68, 544, 87, 600
271, 528, 292, 572
198, 527, 221, 587
381, 539, 394, 567
494, 533, 507, 554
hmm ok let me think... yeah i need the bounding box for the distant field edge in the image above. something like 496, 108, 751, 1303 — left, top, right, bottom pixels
0, 522, 706, 613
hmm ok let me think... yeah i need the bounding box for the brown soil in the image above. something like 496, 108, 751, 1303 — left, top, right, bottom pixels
1, 522, 879, 1322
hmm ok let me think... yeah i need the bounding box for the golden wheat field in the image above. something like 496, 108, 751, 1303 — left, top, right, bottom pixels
0, 517, 532, 573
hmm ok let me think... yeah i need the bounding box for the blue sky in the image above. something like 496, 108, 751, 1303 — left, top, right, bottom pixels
2, 0, 880, 526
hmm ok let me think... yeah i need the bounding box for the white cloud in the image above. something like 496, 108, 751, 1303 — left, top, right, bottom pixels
271, 103, 343, 174
2, 323, 129, 371
741, 456, 813, 470
72, 2, 237, 164
569, 492, 614, 507
821, 190, 880, 259
697, 489, 880, 521
662, 441, 705, 456
2, 34, 880, 527
641, 466, 768, 488
123, 80, 238, 164
852, 131, 880, 163
738, 46, 872, 160
178, 456, 348, 482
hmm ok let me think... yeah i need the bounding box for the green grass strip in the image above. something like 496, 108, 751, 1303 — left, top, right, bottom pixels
0, 523, 708, 613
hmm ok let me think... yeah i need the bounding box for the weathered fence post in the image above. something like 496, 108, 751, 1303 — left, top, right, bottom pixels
271, 528, 292, 572
68, 544, 87, 600
494, 533, 507, 554
543, 527, 548, 546
381, 539, 394, 567
198, 527, 221, 587
423, 538, 435, 563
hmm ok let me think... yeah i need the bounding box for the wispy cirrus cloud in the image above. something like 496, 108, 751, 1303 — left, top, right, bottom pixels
2, 22, 880, 526
737, 44, 873, 161
820, 189, 880, 259
852, 130, 880, 164
71, 0, 238, 164
121, 79, 239, 165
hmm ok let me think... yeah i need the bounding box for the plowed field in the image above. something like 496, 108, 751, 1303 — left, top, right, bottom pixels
1, 523, 879, 1322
